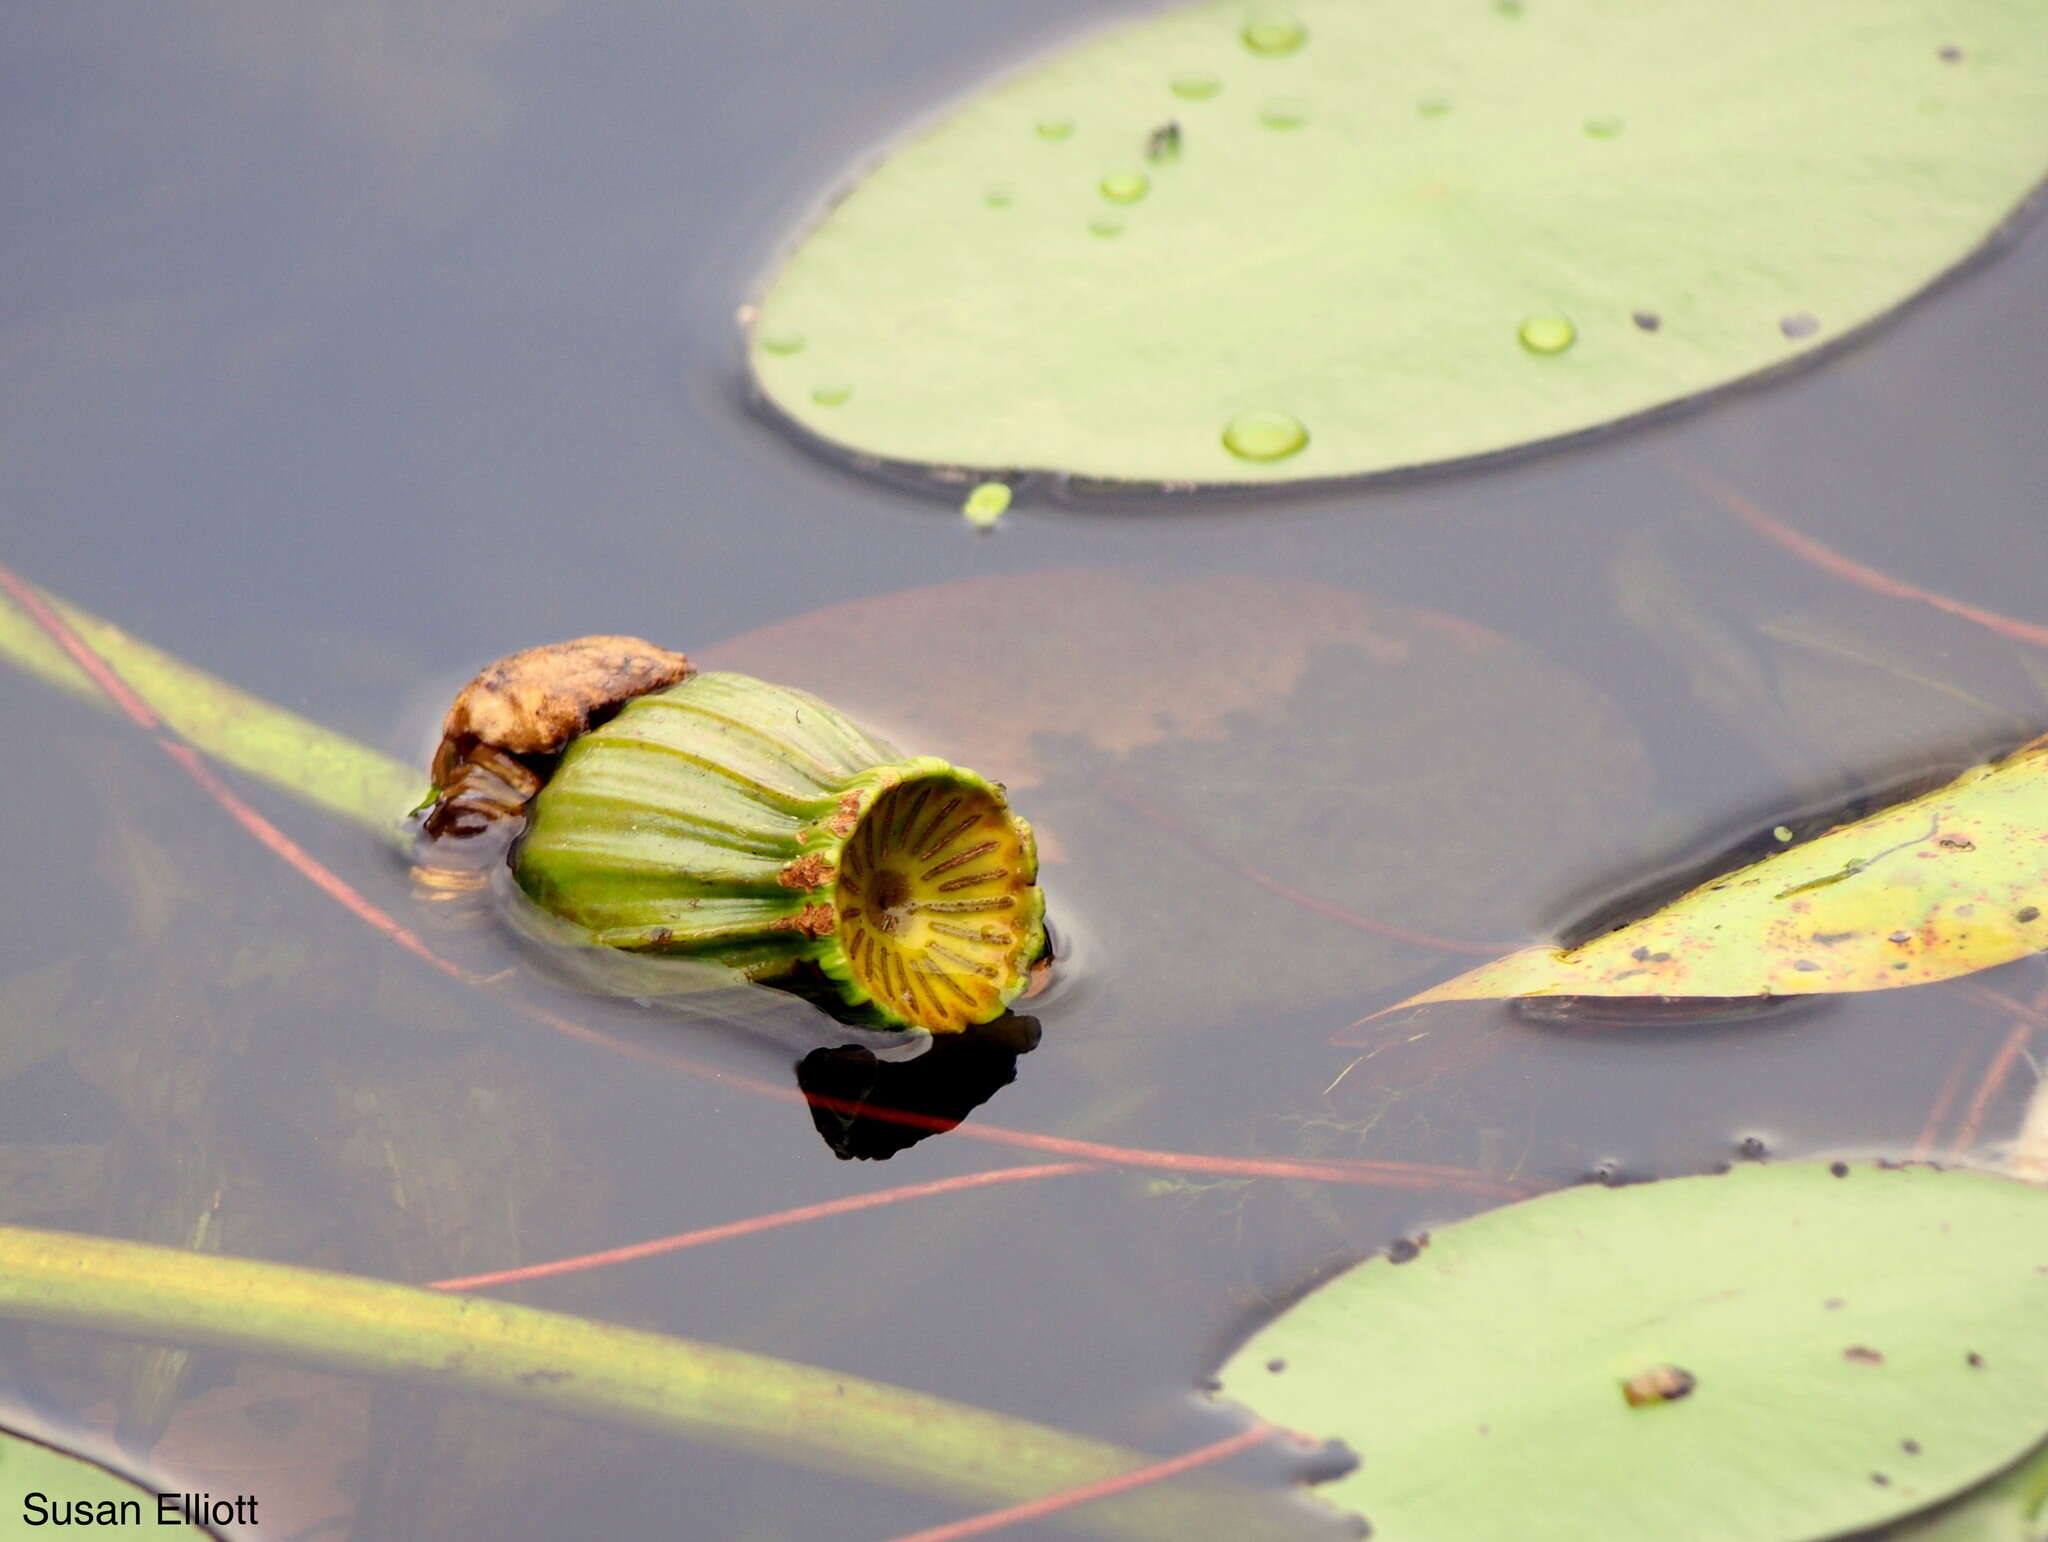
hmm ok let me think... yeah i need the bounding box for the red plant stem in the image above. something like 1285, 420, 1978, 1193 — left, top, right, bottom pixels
429, 1163, 1097, 1291
1955, 981, 2048, 1032
1103, 787, 1507, 958
0, 561, 1530, 1204
1947, 1018, 2035, 1159
1943, 979, 2048, 1160
1912, 1045, 1980, 1162
0, 564, 482, 989
878, 1423, 1277, 1542
1691, 467, 2048, 654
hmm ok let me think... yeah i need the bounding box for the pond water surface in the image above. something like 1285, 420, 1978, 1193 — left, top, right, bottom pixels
4, 2, 2048, 1538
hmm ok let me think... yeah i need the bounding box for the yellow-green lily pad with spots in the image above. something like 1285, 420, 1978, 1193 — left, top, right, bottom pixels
1388, 733, 2048, 1012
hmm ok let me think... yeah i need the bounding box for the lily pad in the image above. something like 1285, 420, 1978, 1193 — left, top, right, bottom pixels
0, 1425, 217, 1536
1215, 1162, 2048, 1542
748, 0, 2048, 487
1884, 1438, 2048, 1541
1384, 732, 2048, 1013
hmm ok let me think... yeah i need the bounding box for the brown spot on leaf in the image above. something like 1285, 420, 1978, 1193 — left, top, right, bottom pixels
826, 791, 864, 838
1844, 1345, 1885, 1366
780, 853, 838, 890
770, 902, 839, 939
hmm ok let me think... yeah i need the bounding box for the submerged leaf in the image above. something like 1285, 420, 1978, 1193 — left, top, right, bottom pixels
1215, 1162, 2048, 1542
707, 570, 1651, 1025
1387, 734, 2048, 1012
749, 0, 2048, 486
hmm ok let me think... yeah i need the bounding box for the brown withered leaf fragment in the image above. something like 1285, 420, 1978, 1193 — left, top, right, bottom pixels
431, 636, 692, 788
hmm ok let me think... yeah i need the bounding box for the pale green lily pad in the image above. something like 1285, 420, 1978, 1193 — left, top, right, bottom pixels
1216, 1163, 2048, 1542
1884, 1438, 2048, 1540
0, 1425, 216, 1535
749, 0, 2048, 487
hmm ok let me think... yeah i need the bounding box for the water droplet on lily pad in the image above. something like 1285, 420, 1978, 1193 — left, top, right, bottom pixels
1035, 117, 1075, 141
759, 332, 806, 356
749, 0, 2048, 486
1241, 13, 1307, 55
962, 482, 1012, 529
1100, 171, 1151, 203
1584, 115, 1625, 138
812, 383, 853, 406
1518, 314, 1577, 354
1780, 311, 1821, 339
984, 187, 1015, 209
1494, 0, 1525, 15
1222, 409, 1309, 461
1259, 98, 1310, 130
1089, 217, 1125, 238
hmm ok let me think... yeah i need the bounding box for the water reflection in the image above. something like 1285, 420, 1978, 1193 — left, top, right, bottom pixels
798, 1013, 1042, 1160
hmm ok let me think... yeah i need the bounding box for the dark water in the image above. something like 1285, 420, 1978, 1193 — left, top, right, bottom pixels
4, 2, 2048, 1538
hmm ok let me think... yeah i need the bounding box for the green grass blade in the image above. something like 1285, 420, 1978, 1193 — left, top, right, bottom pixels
0, 582, 424, 844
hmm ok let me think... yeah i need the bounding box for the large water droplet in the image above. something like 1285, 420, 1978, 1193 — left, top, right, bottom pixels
1518, 314, 1577, 354
1222, 409, 1309, 461
962, 482, 1011, 529
1035, 117, 1075, 141
759, 331, 806, 356
811, 384, 853, 406
1583, 115, 1625, 139
1241, 13, 1307, 55
1099, 170, 1151, 203
1170, 73, 1222, 100
1258, 98, 1309, 130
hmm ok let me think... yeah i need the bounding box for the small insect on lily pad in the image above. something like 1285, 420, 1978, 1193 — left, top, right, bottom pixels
1215, 1162, 2048, 1542
748, 0, 2048, 488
